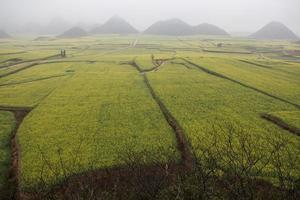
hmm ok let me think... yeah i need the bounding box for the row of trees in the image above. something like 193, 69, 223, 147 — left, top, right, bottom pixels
28, 123, 299, 199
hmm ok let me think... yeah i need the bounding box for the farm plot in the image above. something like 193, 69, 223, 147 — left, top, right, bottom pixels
18, 62, 179, 190
267, 111, 300, 129
0, 62, 74, 86
146, 62, 300, 178
0, 50, 60, 66
134, 56, 155, 71
187, 56, 300, 106
0, 62, 73, 107
0, 111, 15, 189
262, 111, 300, 136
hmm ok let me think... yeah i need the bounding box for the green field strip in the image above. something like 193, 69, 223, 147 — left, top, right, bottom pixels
134, 56, 156, 71
181, 58, 300, 109
0, 111, 15, 196
0, 53, 61, 69
203, 49, 252, 54
0, 74, 70, 87
0, 75, 71, 107
190, 56, 300, 101
132, 56, 194, 167
146, 62, 300, 179
0, 51, 26, 56
143, 73, 194, 168
0, 63, 40, 78
262, 111, 300, 136
262, 114, 300, 136
237, 59, 300, 77
0, 106, 33, 112
133, 58, 160, 73
17, 63, 179, 190
238, 59, 272, 69
0, 60, 81, 80
170, 60, 192, 69
0, 58, 23, 65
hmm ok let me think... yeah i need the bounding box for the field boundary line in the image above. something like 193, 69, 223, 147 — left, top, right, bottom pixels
0, 106, 32, 200
238, 59, 273, 69
142, 73, 194, 169
0, 60, 96, 79
130, 59, 194, 168
0, 51, 26, 56
132, 57, 173, 73
0, 74, 70, 87
237, 59, 297, 76
261, 113, 300, 136
0, 54, 61, 69
180, 58, 300, 109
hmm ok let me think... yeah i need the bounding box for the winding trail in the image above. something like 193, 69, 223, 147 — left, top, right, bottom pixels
142, 74, 194, 168
0, 106, 32, 200
130, 57, 194, 168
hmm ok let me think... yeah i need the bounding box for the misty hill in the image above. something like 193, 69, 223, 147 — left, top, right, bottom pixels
250, 21, 299, 40
144, 19, 194, 36
0, 30, 10, 38
90, 16, 138, 34
194, 23, 229, 36
144, 19, 228, 36
58, 27, 87, 38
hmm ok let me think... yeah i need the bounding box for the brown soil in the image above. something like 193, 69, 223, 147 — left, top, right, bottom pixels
22, 163, 188, 199
0, 107, 32, 200
142, 74, 194, 169
261, 113, 300, 136
22, 59, 194, 199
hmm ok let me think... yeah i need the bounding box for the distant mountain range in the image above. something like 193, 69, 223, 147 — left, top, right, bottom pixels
3, 16, 299, 40
0, 30, 10, 38
144, 19, 229, 36
194, 23, 229, 36
250, 21, 299, 40
144, 19, 194, 36
90, 16, 138, 35
55, 18, 299, 40
58, 27, 87, 38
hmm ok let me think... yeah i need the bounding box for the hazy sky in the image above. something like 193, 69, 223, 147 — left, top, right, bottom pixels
0, 0, 299, 34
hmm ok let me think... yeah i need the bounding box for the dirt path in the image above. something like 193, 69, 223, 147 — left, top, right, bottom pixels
0, 60, 98, 79
130, 58, 194, 168
142, 74, 194, 168
22, 58, 195, 199
132, 56, 174, 73
0, 54, 61, 69
0, 106, 32, 200
0, 74, 70, 87
261, 114, 300, 136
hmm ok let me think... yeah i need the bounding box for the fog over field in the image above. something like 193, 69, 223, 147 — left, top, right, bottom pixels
0, 0, 299, 34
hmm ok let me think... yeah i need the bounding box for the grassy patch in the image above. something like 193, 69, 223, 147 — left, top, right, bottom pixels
0, 111, 15, 188
18, 63, 179, 190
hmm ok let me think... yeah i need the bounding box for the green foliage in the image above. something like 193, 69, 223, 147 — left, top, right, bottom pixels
0, 111, 15, 187
147, 62, 300, 177
0, 35, 299, 194
268, 111, 300, 130
135, 55, 155, 70
18, 63, 179, 190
